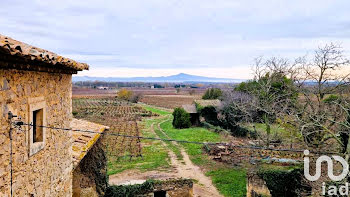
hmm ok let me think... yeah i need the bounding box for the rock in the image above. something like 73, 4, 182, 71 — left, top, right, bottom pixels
5, 91, 15, 103
248, 141, 256, 146
2, 78, 9, 90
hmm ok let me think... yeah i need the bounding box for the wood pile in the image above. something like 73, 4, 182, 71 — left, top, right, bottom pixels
204, 142, 304, 165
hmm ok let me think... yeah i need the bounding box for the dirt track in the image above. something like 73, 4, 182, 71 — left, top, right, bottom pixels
109, 122, 222, 197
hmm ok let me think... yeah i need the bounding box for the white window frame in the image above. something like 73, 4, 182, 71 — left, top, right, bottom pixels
28, 97, 46, 156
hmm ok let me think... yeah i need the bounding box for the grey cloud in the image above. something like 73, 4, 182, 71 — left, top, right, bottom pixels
1, 0, 350, 76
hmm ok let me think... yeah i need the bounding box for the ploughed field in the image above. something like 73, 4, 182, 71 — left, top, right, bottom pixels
140, 94, 202, 109
72, 97, 157, 159
73, 98, 153, 118
72, 87, 204, 109
73, 87, 206, 96
72, 87, 116, 97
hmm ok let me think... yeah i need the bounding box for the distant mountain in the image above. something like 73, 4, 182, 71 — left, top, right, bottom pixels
73, 73, 244, 83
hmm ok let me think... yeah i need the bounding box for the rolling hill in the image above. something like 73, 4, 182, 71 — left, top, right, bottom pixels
73, 73, 243, 83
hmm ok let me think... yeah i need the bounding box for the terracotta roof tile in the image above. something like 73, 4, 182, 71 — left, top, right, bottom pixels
182, 104, 197, 113
194, 99, 222, 107
0, 34, 89, 71
71, 119, 109, 168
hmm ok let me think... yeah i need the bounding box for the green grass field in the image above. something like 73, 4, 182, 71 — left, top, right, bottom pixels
206, 168, 247, 197
140, 104, 171, 115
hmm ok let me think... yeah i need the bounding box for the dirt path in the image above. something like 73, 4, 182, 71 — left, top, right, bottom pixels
109, 121, 222, 197
156, 121, 222, 197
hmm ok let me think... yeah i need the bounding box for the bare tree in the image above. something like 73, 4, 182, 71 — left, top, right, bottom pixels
291, 43, 350, 154
222, 43, 350, 154
222, 57, 298, 145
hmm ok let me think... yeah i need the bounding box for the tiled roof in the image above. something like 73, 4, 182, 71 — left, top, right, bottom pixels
0, 34, 89, 71
71, 119, 109, 168
194, 99, 222, 107
182, 104, 197, 113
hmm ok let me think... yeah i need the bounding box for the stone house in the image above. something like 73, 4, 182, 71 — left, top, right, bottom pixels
0, 34, 107, 197
182, 99, 222, 126
182, 104, 200, 126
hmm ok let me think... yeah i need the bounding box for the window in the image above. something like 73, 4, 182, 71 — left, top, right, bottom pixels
28, 97, 46, 156
32, 109, 43, 143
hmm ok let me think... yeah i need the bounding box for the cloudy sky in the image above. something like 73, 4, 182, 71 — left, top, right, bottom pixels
2, 0, 350, 79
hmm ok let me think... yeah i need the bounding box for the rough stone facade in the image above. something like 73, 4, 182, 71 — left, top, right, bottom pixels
0, 69, 73, 196
73, 136, 108, 197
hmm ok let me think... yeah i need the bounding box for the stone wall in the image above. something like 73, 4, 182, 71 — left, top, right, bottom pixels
105, 179, 193, 197
247, 173, 271, 197
73, 136, 108, 197
0, 69, 73, 196
152, 179, 193, 197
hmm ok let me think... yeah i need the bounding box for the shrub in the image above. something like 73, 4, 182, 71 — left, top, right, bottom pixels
231, 127, 250, 137
129, 92, 143, 103
105, 180, 155, 197
201, 122, 230, 135
153, 84, 164, 88
323, 94, 340, 103
105, 179, 193, 197
202, 88, 223, 100
117, 89, 132, 101
200, 106, 221, 126
172, 108, 191, 129
117, 89, 142, 103
219, 103, 247, 136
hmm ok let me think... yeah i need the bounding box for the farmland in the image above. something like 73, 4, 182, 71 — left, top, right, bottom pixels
140, 94, 202, 108
72, 97, 155, 164
73, 87, 204, 109
72, 86, 310, 197
73, 98, 154, 119
7, 2, 348, 196
72, 89, 249, 196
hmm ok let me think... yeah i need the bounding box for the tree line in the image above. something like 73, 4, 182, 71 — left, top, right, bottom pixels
221, 43, 350, 157
173, 43, 350, 160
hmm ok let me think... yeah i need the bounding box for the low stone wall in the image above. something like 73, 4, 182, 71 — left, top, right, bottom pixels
73, 136, 107, 197
151, 179, 193, 197
247, 173, 271, 197
247, 165, 312, 197
105, 179, 193, 197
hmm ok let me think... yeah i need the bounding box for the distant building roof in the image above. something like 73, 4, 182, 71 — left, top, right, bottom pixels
182, 104, 197, 113
0, 34, 89, 73
194, 99, 221, 107
71, 119, 109, 168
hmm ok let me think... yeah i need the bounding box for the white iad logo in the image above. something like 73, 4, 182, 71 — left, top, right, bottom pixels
304, 150, 349, 181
